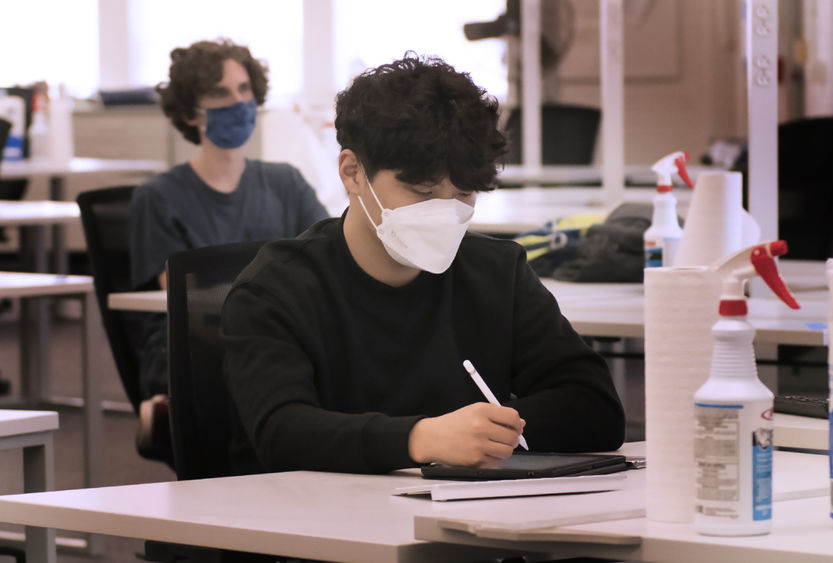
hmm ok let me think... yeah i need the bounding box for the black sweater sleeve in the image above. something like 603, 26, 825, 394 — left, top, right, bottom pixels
506, 252, 626, 452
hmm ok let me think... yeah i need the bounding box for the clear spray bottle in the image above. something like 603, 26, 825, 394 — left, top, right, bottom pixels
644, 151, 694, 268
694, 240, 800, 536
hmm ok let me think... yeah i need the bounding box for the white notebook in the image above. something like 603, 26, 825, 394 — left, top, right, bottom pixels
392, 473, 627, 501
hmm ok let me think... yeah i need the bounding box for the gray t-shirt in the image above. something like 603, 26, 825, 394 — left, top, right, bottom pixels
128, 159, 329, 397
130, 159, 328, 288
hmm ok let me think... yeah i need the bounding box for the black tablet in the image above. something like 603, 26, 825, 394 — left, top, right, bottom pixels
421, 452, 628, 480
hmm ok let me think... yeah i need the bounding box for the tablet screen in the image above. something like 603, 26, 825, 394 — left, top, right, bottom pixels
421, 452, 627, 480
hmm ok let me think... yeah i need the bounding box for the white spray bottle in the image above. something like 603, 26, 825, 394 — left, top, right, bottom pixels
644, 151, 694, 268
694, 240, 800, 536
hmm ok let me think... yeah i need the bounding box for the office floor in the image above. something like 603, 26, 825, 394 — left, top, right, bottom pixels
0, 307, 175, 562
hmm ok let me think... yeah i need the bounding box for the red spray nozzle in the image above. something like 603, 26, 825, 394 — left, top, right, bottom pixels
673, 152, 694, 188
750, 241, 800, 309
651, 151, 694, 190
714, 240, 801, 312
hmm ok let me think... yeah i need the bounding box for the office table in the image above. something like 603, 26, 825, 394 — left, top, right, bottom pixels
0, 273, 103, 492
108, 284, 827, 347
0, 443, 826, 563
0, 409, 58, 563
107, 290, 166, 313
1, 156, 165, 273
0, 201, 84, 404
470, 185, 692, 235
497, 164, 720, 188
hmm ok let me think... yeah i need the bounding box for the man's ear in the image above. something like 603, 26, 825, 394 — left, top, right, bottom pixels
338, 149, 362, 196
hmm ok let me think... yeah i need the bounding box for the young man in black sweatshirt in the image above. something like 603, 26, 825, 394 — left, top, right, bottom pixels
221, 53, 625, 475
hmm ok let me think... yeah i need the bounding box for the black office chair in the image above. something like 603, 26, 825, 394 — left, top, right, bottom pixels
777, 116, 833, 261
503, 103, 601, 167
76, 186, 145, 413
773, 116, 833, 398
161, 241, 270, 563
166, 241, 265, 481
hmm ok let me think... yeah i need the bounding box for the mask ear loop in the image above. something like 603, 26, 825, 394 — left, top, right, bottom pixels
356, 166, 386, 229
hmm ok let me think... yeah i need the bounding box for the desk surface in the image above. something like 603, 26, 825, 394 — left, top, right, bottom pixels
0, 272, 93, 298
470, 186, 693, 235
543, 259, 829, 346
107, 261, 828, 347
0, 200, 80, 226
107, 290, 166, 313
0, 409, 59, 438
415, 449, 831, 563
0, 444, 825, 563
0, 157, 165, 180
497, 164, 720, 188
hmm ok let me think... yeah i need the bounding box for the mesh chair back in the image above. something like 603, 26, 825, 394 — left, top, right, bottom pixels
166, 241, 265, 480
76, 186, 144, 412
504, 103, 601, 166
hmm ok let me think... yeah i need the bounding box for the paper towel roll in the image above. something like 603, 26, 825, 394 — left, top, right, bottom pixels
644, 266, 720, 522
674, 171, 760, 267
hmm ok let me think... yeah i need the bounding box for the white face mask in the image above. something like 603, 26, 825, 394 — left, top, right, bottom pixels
357, 173, 475, 274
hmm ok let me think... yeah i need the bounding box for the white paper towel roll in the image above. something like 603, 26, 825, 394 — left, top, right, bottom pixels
674, 171, 760, 267
644, 266, 720, 522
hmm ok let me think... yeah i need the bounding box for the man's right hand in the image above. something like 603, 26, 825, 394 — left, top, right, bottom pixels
407, 402, 525, 467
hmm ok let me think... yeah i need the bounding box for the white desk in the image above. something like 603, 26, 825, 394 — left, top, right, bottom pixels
773, 413, 828, 451
545, 279, 828, 346
1, 157, 165, 274
0, 443, 826, 563
418, 495, 833, 563
107, 290, 166, 313
415, 448, 831, 563
103, 279, 822, 350
497, 164, 720, 188
0, 409, 58, 563
470, 185, 693, 235
0, 157, 165, 181
0, 274, 103, 495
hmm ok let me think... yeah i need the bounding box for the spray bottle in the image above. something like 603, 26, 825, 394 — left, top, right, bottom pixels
694, 241, 800, 536
28, 92, 51, 161
644, 151, 694, 268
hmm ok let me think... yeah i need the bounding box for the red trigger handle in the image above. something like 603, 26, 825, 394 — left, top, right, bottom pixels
674, 153, 694, 188
750, 241, 800, 309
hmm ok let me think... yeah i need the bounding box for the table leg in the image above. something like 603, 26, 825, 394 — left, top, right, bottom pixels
22, 432, 57, 563
19, 226, 51, 405
49, 176, 68, 275
81, 291, 104, 555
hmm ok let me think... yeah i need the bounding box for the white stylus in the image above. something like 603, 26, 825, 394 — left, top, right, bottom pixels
462, 359, 529, 450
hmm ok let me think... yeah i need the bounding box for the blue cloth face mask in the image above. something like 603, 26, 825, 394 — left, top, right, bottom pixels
202, 100, 257, 149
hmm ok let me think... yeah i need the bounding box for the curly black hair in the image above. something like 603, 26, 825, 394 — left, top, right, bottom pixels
335, 53, 506, 192
156, 38, 269, 145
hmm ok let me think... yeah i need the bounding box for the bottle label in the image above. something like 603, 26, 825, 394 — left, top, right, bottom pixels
644, 244, 663, 268
752, 427, 773, 520
695, 404, 741, 517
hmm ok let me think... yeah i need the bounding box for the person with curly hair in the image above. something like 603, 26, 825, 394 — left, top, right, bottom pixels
219, 53, 625, 476
129, 38, 328, 462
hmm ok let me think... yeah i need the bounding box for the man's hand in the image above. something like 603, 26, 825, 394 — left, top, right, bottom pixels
408, 402, 526, 467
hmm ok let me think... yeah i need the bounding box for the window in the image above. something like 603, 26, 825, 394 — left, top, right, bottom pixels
333, 1, 507, 101
128, 0, 303, 102
0, 0, 98, 97
1, 1, 508, 105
